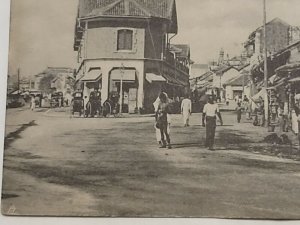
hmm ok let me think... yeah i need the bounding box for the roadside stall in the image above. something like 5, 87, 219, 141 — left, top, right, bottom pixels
275, 63, 300, 134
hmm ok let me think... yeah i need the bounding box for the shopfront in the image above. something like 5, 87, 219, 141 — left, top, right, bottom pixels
109, 68, 138, 114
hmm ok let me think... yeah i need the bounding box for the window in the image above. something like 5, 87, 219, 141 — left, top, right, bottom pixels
117, 29, 133, 51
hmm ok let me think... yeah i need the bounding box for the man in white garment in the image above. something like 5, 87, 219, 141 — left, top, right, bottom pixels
153, 92, 171, 146
181, 95, 192, 127
202, 96, 223, 150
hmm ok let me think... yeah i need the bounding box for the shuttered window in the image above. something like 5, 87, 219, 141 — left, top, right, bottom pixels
117, 29, 133, 50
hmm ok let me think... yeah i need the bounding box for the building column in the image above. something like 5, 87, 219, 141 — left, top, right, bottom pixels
137, 65, 144, 110
101, 66, 110, 104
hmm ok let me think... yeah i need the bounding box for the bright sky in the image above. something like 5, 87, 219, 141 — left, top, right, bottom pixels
8, 0, 300, 77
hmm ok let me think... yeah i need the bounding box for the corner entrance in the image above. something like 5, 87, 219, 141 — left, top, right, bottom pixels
109, 69, 138, 114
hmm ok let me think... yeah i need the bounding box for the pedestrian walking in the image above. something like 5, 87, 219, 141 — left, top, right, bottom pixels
30, 95, 36, 111
236, 102, 243, 123
181, 94, 192, 127
156, 92, 171, 149
202, 96, 223, 150
153, 92, 171, 147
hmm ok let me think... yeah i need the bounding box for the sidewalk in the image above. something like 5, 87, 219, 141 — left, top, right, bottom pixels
223, 114, 300, 161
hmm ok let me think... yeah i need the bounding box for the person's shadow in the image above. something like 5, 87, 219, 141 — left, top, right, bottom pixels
171, 142, 202, 149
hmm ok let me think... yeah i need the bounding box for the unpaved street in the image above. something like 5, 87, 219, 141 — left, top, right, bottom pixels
2, 109, 300, 218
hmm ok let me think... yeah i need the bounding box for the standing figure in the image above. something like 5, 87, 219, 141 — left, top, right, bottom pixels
156, 92, 171, 149
236, 102, 243, 123
153, 93, 171, 146
202, 96, 223, 150
30, 95, 36, 111
181, 95, 192, 127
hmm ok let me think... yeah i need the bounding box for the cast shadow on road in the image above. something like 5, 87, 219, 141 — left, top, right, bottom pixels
171, 142, 203, 149
191, 124, 234, 127
4, 120, 37, 149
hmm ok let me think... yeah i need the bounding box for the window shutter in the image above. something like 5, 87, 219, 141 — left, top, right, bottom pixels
118, 30, 125, 50
125, 30, 133, 50
117, 29, 133, 50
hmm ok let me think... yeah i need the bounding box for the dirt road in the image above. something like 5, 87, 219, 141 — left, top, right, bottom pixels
2, 110, 300, 218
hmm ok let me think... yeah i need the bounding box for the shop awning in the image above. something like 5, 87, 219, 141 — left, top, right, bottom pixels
162, 73, 186, 87
146, 73, 166, 83
251, 88, 266, 102
81, 69, 102, 82
289, 77, 300, 83
111, 69, 136, 81
276, 63, 300, 73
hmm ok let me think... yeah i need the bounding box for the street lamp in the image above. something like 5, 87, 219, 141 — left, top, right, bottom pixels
119, 63, 125, 114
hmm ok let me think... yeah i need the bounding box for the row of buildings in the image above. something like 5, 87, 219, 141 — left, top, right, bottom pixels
190, 18, 300, 133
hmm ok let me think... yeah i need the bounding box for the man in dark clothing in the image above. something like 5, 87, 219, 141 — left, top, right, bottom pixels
156, 92, 171, 149
236, 102, 243, 123
202, 96, 223, 150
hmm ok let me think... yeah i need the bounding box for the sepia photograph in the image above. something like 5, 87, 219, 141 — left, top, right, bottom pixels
2, 0, 300, 219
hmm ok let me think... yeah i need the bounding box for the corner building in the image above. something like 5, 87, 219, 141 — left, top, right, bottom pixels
74, 0, 191, 113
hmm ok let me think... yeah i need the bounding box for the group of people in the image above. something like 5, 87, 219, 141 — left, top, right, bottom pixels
153, 93, 223, 150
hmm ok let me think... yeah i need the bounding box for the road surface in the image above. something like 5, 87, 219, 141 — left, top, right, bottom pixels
2, 108, 300, 218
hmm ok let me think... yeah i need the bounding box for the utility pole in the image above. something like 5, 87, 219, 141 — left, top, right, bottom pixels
119, 63, 125, 114
17, 68, 20, 94
263, 0, 269, 127
242, 71, 245, 97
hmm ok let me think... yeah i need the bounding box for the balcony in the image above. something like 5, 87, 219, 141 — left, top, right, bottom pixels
164, 50, 190, 75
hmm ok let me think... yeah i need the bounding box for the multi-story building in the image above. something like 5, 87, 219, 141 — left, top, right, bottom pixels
73, 0, 191, 113
244, 18, 300, 66
244, 18, 291, 61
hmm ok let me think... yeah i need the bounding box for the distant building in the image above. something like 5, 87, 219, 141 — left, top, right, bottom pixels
211, 65, 240, 101
224, 73, 251, 100
34, 67, 75, 95
73, 0, 191, 113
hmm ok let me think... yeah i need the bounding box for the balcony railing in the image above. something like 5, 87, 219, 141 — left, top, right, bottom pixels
164, 50, 189, 74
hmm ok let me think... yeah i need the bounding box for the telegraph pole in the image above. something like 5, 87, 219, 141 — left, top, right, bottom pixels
263, 0, 269, 127
17, 68, 20, 93
119, 63, 125, 114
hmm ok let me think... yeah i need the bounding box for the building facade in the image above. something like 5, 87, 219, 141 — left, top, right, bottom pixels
74, 0, 190, 113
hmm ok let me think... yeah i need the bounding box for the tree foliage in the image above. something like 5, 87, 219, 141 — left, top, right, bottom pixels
39, 73, 56, 94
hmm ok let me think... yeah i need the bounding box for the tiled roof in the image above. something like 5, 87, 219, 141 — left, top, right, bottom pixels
78, 0, 176, 22
197, 71, 214, 81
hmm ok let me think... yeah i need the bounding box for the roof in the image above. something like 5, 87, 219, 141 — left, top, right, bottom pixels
77, 0, 177, 31
196, 71, 214, 81
170, 44, 190, 58
235, 63, 251, 71
225, 74, 250, 86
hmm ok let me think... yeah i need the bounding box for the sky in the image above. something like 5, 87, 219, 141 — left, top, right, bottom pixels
7, 0, 300, 77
